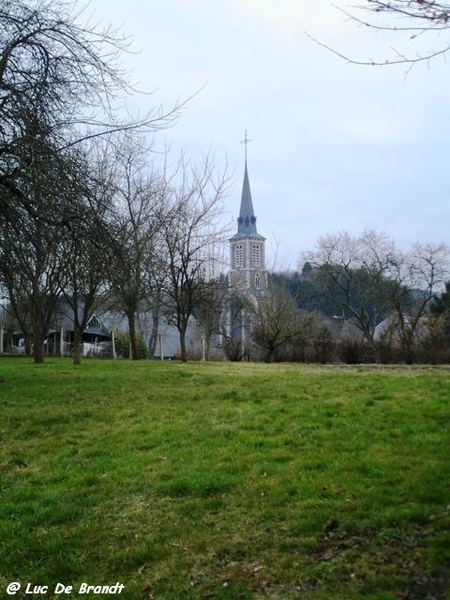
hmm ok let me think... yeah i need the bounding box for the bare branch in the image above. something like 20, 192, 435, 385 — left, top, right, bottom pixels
307, 1, 450, 68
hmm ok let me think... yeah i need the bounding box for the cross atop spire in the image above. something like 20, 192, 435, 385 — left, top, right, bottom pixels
231, 131, 264, 239
241, 130, 251, 163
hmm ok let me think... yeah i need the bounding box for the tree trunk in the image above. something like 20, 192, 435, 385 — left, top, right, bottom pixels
32, 317, 44, 364
73, 327, 83, 365
148, 309, 160, 358
25, 333, 33, 356
127, 311, 139, 360
179, 328, 187, 362
204, 335, 211, 361
402, 336, 416, 364
265, 346, 275, 363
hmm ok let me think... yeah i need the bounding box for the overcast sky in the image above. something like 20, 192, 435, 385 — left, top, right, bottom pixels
87, 0, 450, 270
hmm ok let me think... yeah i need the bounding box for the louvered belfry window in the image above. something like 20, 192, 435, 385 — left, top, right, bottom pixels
235, 244, 243, 268
252, 244, 260, 267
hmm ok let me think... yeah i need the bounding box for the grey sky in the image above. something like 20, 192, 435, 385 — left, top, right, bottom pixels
88, 0, 450, 269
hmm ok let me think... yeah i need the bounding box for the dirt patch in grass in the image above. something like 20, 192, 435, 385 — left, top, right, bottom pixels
306, 525, 449, 599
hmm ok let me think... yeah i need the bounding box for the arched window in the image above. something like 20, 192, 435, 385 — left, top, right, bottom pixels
235, 244, 243, 268
255, 274, 260, 289
252, 244, 260, 267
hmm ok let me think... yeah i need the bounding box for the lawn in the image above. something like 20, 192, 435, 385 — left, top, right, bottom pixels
0, 358, 449, 599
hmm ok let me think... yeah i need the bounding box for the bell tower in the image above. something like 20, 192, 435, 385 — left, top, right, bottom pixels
229, 132, 267, 292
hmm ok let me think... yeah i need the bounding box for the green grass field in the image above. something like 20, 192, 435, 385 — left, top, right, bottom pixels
0, 358, 449, 599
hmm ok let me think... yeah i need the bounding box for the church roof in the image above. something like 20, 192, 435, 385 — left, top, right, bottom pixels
230, 160, 265, 241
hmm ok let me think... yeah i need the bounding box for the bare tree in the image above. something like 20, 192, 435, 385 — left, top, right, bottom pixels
0, 0, 180, 198
60, 143, 115, 364
250, 283, 313, 363
106, 135, 166, 360
221, 292, 253, 362
305, 231, 450, 361
0, 0, 186, 363
160, 156, 229, 362
0, 134, 69, 363
388, 242, 450, 361
311, 1, 450, 69
194, 274, 229, 361
304, 230, 400, 349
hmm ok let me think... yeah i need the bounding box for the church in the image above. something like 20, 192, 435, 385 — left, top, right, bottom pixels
229, 133, 267, 292
227, 134, 268, 346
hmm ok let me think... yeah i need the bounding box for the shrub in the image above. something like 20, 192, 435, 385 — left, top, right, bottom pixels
336, 339, 375, 364
114, 332, 149, 359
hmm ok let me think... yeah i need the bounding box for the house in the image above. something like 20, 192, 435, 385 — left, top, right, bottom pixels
45, 310, 112, 357
100, 306, 205, 360
374, 313, 429, 345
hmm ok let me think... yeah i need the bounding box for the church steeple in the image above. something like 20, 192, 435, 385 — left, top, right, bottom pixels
229, 131, 266, 292
234, 130, 261, 238
237, 160, 258, 235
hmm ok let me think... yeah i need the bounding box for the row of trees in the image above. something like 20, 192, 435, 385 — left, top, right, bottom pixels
305, 231, 450, 360
239, 231, 450, 364
0, 131, 229, 364
0, 0, 229, 364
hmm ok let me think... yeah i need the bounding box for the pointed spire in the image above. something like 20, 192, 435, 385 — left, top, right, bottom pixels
237, 160, 258, 235
236, 130, 258, 235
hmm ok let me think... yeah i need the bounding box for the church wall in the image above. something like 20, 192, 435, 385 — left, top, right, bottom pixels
229, 237, 267, 292
227, 154, 269, 352
230, 239, 266, 269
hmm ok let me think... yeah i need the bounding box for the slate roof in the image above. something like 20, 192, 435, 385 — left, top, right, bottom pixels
49, 302, 112, 340
230, 160, 265, 241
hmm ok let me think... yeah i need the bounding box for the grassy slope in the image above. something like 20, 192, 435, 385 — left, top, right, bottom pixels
0, 359, 449, 599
